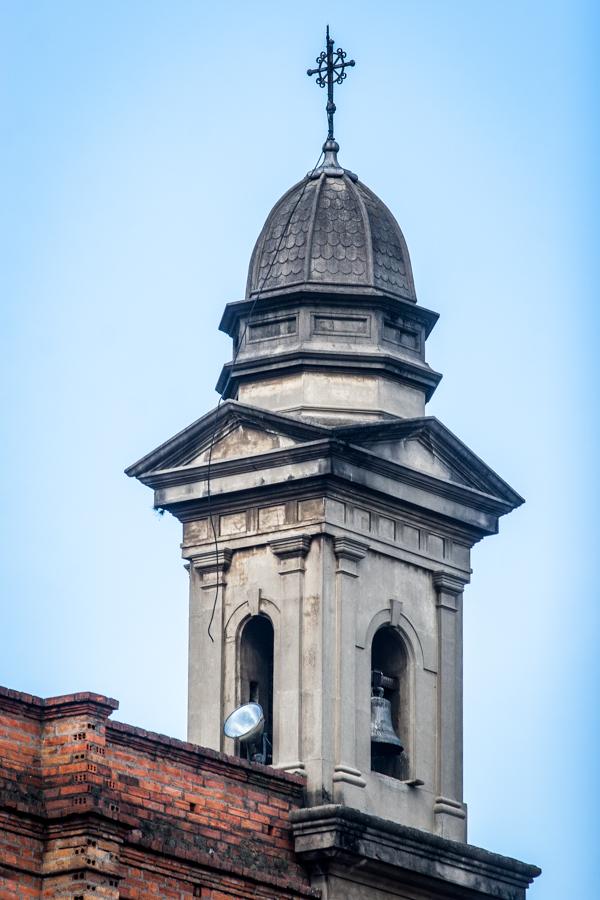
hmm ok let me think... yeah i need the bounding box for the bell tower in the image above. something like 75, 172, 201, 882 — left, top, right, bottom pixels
127, 29, 539, 900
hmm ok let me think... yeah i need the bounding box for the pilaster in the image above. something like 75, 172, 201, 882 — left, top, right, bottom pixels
332, 538, 369, 801
433, 571, 467, 841
186, 547, 232, 748
270, 535, 311, 774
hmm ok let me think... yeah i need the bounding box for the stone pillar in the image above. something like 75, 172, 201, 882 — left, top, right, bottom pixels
270, 535, 311, 775
186, 547, 232, 749
433, 571, 467, 841
332, 537, 368, 801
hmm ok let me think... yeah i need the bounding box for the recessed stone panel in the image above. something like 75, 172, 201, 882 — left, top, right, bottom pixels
313, 315, 370, 336
452, 542, 470, 568
327, 499, 346, 523
298, 498, 324, 521
258, 504, 286, 529
377, 516, 395, 541
220, 512, 246, 536
183, 519, 209, 544
402, 524, 420, 550
427, 534, 444, 558
353, 507, 371, 532
248, 316, 296, 342
383, 319, 421, 352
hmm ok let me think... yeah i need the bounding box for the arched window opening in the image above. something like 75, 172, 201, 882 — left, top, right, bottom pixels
239, 615, 274, 764
371, 625, 409, 779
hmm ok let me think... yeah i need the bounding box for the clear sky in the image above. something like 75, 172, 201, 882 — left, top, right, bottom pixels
1, 2, 597, 897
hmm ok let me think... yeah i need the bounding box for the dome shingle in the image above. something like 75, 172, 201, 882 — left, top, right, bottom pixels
246, 144, 416, 302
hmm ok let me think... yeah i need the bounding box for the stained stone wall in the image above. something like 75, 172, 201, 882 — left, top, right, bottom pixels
219, 296, 440, 423
185, 484, 470, 842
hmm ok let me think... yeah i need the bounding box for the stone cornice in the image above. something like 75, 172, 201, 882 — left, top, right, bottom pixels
128, 403, 522, 515
336, 416, 524, 505
333, 537, 369, 561
219, 290, 439, 339
270, 535, 312, 559
217, 348, 442, 401
432, 572, 469, 596
334, 536, 369, 577
144, 439, 331, 488
290, 804, 540, 898
148, 439, 516, 528
125, 399, 325, 478
190, 548, 233, 573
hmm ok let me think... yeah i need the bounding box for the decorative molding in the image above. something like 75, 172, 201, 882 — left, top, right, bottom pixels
433, 796, 467, 820
432, 571, 467, 600
223, 593, 280, 643
219, 291, 440, 342
357, 607, 432, 672
270, 535, 312, 559
191, 548, 233, 573
334, 537, 368, 561
145, 438, 515, 529
332, 764, 366, 788
248, 588, 260, 617
389, 598, 403, 627
275, 760, 307, 777
271, 535, 312, 573
334, 537, 368, 577
291, 804, 540, 897
125, 397, 325, 478
218, 347, 442, 402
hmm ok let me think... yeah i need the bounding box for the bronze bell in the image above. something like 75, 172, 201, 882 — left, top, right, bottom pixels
370, 687, 404, 755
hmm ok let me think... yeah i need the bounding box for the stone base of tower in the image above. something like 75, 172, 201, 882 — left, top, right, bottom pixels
291, 805, 540, 900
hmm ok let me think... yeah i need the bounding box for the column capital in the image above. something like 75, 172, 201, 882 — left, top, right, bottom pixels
334, 537, 369, 562
270, 535, 312, 559
271, 535, 311, 574
191, 548, 233, 574
433, 571, 467, 597
334, 537, 368, 577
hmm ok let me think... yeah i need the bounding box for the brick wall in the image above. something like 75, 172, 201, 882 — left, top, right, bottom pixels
0, 687, 318, 899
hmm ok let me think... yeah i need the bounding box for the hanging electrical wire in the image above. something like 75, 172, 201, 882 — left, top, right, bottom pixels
206, 150, 325, 641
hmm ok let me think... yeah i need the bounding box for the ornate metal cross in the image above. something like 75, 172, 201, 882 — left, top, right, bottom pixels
307, 26, 355, 142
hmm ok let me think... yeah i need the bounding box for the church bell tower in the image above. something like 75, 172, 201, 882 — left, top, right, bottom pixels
127, 29, 539, 899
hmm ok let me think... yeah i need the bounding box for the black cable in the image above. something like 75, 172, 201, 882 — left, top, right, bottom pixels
206, 150, 324, 641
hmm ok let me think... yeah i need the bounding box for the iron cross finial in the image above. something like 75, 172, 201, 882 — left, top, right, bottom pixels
307, 26, 355, 143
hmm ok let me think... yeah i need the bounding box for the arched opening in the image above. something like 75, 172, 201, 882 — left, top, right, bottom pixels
239, 614, 274, 764
370, 625, 409, 779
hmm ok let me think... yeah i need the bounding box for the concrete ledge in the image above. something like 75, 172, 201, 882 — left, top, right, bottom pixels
290, 805, 540, 900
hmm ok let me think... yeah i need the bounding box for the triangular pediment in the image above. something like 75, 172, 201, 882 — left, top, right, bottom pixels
187, 424, 297, 466
125, 401, 326, 479
127, 405, 522, 514
360, 435, 469, 486
335, 417, 523, 508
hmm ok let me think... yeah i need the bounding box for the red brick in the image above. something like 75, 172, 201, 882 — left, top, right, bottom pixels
0, 685, 317, 899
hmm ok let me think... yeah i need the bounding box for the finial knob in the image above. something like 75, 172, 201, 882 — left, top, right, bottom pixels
322, 138, 340, 165
307, 138, 357, 181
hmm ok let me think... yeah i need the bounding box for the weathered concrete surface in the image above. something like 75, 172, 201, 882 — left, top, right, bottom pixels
291, 805, 541, 899
217, 293, 441, 424
126, 139, 538, 895
127, 398, 524, 840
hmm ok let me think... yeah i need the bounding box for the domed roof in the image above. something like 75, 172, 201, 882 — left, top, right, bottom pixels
246, 142, 416, 302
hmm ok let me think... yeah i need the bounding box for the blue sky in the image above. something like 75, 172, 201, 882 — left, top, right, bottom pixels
1, 2, 597, 896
